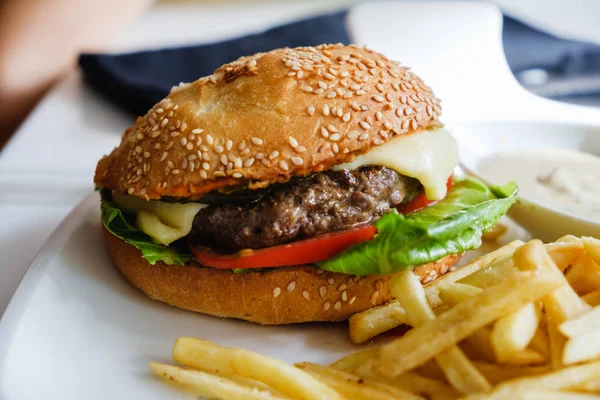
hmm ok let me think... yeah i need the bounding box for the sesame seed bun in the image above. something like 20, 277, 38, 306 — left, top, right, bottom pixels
94, 44, 441, 200
103, 227, 460, 324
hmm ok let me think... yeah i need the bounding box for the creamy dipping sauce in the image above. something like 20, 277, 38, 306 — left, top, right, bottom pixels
478, 148, 600, 223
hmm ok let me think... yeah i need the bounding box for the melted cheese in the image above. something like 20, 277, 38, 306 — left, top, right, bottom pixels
333, 127, 458, 200
113, 194, 206, 245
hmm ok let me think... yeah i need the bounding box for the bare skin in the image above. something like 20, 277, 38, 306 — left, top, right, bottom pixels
0, 0, 153, 147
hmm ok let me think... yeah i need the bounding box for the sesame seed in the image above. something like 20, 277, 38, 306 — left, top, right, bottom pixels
356, 89, 366, 95
327, 92, 337, 99
302, 291, 310, 300
327, 124, 338, 133
359, 121, 371, 130
342, 290, 348, 302
269, 151, 279, 160
171, 169, 180, 175
288, 136, 298, 148
301, 86, 313, 93
232, 172, 243, 178
359, 133, 369, 141
411, 119, 418, 130
251, 137, 263, 145
200, 170, 207, 179
203, 152, 210, 161
243, 158, 255, 167
374, 138, 384, 145
295, 146, 306, 153
323, 105, 330, 116
307, 105, 315, 116
348, 131, 359, 139
338, 284, 347, 291
371, 291, 380, 302
327, 277, 335, 285
401, 120, 410, 130
324, 301, 331, 311
127, 187, 135, 194
342, 112, 351, 122
255, 153, 264, 160
385, 93, 394, 102
297, 70, 304, 79
332, 143, 339, 153
225, 140, 233, 151
202, 162, 210, 170
279, 160, 289, 171
360, 104, 370, 111
220, 154, 228, 165
373, 95, 385, 103
383, 121, 392, 130
319, 286, 327, 298
161, 118, 169, 127
336, 108, 343, 117
318, 81, 328, 90
214, 145, 224, 153
205, 135, 214, 145
273, 286, 281, 298
287, 281, 296, 292
291, 157, 303, 166
234, 158, 243, 169
376, 111, 383, 121
334, 301, 342, 310
426, 105, 433, 116
320, 127, 329, 138
330, 133, 341, 141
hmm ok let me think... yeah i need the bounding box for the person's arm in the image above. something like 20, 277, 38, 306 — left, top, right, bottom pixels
0, 0, 153, 145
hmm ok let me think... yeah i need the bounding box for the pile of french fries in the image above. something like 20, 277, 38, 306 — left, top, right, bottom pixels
152, 236, 600, 399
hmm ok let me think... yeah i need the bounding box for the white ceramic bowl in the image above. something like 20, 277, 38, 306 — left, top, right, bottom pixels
454, 120, 600, 242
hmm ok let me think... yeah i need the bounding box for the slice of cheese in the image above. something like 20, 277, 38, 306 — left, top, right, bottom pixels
113, 193, 206, 245
333, 127, 458, 200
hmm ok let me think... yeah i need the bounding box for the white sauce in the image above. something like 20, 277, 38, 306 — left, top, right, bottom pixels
478, 148, 600, 223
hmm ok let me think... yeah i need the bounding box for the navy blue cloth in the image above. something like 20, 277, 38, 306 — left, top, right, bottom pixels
79, 10, 600, 115
79, 11, 350, 115
503, 16, 600, 76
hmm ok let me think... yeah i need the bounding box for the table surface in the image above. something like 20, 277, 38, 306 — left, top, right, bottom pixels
1, 0, 599, 316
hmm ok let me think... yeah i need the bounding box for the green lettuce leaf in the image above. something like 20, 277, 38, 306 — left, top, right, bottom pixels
317, 177, 518, 276
101, 198, 193, 265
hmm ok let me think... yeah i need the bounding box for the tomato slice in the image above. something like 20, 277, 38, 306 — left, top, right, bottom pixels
188, 224, 377, 269
397, 176, 453, 215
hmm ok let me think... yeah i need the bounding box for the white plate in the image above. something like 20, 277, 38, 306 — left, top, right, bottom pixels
455, 120, 600, 241
0, 192, 528, 399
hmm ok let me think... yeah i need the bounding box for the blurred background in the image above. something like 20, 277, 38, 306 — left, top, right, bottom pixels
1, 0, 600, 149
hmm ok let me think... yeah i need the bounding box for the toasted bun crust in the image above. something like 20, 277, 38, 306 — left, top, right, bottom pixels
95, 44, 441, 200
103, 227, 460, 324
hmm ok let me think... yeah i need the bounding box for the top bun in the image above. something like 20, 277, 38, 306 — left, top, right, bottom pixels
95, 44, 441, 200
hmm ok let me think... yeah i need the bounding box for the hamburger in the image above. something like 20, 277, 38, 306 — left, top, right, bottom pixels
95, 44, 517, 324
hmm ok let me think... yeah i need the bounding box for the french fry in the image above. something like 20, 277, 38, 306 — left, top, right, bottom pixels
518, 391, 600, 400
348, 241, 524, 343
491, 302, 541, 363
556, 235, 583, 244
566, 254, 600, 295
514, 240, 590, 369
172, 337, 342, 400
583, 289, 600, 307
150, 362, 287, 400
560, 306, 600, 338
438, 283, 483, 306
472, 361, 550, 384
563, 331, 600, 365
463, 360, 600, 400
482, 223, 508, 242
528, 326, 550, 358
329, 348, 377, 372
582, 236, 600, 264
462, 241, 583, 289
390, 269, 491, 394
513, 240, 590, 321
348, 301, 408, 344
570, 378, 600, 393
295, 362, 425, 400
353, 364, 460, 400
377, 269, 562, 378
497, 349, 546, 366
413, 360, 448, 382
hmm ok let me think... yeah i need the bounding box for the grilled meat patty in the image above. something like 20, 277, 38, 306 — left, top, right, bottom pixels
190, 166, 422, 253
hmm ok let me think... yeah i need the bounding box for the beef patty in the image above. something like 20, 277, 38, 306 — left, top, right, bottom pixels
189, 166, 422, 253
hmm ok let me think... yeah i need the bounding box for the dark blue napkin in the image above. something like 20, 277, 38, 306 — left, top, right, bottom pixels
79, 10, 600, 116
79, 11, 350, 116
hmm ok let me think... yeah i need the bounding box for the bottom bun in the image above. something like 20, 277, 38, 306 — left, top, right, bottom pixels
103, 226, 460, 325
